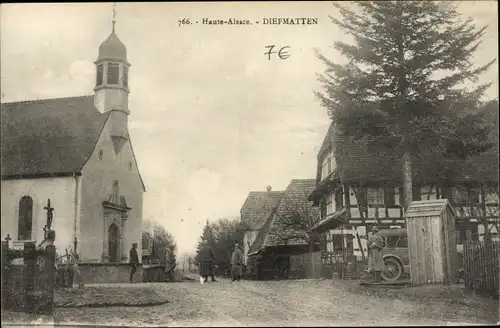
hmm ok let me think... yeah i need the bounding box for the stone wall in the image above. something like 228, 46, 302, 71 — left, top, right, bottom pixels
2, 264, 24, 310
77, 263, 143, 284
1, 263, 142, 312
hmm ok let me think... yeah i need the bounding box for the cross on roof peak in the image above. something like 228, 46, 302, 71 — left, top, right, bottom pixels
112, 3, 117, 33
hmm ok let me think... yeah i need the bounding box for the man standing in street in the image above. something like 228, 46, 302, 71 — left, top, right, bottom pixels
367, 226, 385, 283
129, 242, 139, 283
199, 239, 216, 283
231, 243, 243, 282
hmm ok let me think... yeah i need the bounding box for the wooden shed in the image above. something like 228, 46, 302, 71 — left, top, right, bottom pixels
405, 199, 458, 285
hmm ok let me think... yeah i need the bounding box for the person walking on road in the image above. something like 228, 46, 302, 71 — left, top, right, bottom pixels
199, 239, 216, 283
129, 243, 139, 283
210, 261, 218, 282
231, 243, 243, 282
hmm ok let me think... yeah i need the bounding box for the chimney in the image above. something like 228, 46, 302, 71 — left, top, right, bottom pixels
266, 186, 272, 192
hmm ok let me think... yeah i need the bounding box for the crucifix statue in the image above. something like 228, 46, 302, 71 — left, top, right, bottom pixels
43, 199, 54, 239
4, 234, 12, 243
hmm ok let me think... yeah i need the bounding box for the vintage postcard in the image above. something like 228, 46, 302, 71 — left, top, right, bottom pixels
1, 1, 498, 327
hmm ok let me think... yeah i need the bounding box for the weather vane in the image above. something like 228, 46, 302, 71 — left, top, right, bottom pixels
112, 2, 117, 33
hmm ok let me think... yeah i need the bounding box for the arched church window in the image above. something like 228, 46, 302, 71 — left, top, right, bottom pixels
107, 63, 119, 85
96, 63, 104, 86
18, 196, 33, 241
113, 180, 120, 204
123, 65, 129, 88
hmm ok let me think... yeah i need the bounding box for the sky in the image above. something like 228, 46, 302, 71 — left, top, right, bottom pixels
1, 2, 498, 255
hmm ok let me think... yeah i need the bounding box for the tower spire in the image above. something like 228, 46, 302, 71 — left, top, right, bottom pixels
112, 2, 116, 33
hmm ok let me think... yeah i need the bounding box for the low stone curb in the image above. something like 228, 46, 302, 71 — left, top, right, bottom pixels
54, 285, 170, 308
55, 299, 170, 308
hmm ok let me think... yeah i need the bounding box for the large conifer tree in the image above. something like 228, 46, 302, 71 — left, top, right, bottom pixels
316, 1, 495, 208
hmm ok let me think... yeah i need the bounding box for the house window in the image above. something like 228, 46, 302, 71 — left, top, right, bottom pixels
452, 186, 479, 205
452, 187, 467, 204
326, 193, 335, 215
96, 63, 104, 86
483, 188, 499, 204
107, 63, 120, 85
421, 185, 437, 200
327, 150, 332, 173
441, 186, 452, 199
384, 187, 395, 207
354, 187, 368, 212
18, 196, 33, 241
330, 151, 336, 173
334, 187, 344, 210
456, 225, 479, 243
321, 149, 335, 180
123, 65, 129, 88
321, 156, 329, 180
467, 187, 480, 205
320, 200, 327, 219
367, 188, 384, 205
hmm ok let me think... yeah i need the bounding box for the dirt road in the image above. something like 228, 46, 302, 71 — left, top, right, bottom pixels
49, 277, 497, 327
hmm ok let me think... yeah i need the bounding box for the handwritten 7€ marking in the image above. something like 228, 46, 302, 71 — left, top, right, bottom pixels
265, 45, 291, 60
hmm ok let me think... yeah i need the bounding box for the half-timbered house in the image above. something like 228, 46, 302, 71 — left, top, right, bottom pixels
308, 107, 499, 266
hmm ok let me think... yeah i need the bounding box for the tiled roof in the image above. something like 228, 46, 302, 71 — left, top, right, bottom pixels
309, 208, 348, 234
240, 190, 285, 230
334, 135, 404, 183
405, 199, 457, 218
312, 102, 499, 191
1, 96, 109, 178
247, 209, 276, 257
262, 179, 320, 248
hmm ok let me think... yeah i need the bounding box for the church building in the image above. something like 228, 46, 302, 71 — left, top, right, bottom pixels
0, 22, 146, 264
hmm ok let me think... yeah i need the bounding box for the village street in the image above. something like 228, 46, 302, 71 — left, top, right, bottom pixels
46, 276, 498, 327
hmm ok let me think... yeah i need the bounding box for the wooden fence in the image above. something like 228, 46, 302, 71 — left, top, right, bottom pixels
463, 240, 500, 299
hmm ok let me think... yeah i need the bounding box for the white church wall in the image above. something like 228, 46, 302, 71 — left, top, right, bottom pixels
0, 177, 77, 255
80, 117, 144, 263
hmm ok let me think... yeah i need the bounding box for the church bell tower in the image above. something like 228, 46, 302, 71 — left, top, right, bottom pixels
94, 5, 130, 154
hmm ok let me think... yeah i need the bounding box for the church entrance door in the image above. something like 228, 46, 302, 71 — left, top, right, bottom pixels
108, 223, 120, 263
